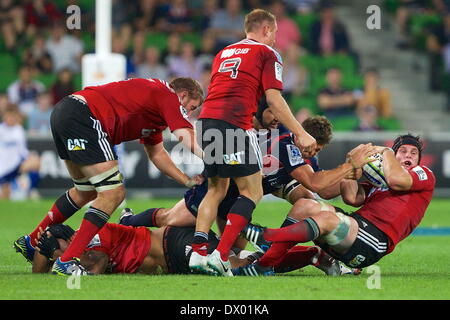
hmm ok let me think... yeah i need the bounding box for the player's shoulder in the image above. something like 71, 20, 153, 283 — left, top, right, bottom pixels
410, 165, 435, 180
221, 39, 283, 63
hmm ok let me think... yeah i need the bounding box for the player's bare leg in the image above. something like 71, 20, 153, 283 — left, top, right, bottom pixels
207, 171, 263, 276
156, 199, 197, 227
189, 176, 229, 274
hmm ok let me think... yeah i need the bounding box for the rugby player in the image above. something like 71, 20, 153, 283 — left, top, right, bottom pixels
32, 224, 353, 277
235, 134, 435, 275
190, 8, 317, 276
14, 77, 204, 275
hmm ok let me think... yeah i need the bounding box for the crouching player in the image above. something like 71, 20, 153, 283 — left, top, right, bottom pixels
235, 134, 435, 275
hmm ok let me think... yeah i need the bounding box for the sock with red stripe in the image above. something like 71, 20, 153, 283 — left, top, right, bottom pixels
216, 196, 255, 261
29, 191, 80, 246
264, 217, 320, 243
60, 206, 109, 262
192, 231, 209, 256
273, 246, 319, 273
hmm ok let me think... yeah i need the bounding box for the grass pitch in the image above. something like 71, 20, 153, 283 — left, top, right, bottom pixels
0, 197, 449, 300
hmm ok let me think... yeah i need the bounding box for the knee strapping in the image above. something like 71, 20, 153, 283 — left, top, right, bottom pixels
323, 210, 351, 246
73, 177, 95, 191
88, 166, 123, 192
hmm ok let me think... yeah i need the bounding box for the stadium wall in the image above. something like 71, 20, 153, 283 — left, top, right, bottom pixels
28, 132, 450, 198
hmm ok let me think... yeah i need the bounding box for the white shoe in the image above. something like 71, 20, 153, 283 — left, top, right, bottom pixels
207, 249, 233, 277
189, 251, 216, 275
119, 208, 133, 225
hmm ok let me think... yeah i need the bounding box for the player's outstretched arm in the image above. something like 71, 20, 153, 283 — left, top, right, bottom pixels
143, 143, 200, 187
265, 89, 316, 156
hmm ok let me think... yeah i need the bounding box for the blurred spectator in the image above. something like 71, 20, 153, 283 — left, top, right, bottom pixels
0, 107, 40, 200
395, 0, 427, 49
195, 0, 219, 32
136, 46, 169, 80
310, 1, 351, 55
134, 0, 168, 32
131, 31, 146, 66
168, 41, 203, 80
270, 1, 301, 53
22, 34, 52, 74
209, 0, 245, 50
164, 0, 193, 33
50, 68, 75, 105
25, 0, 61, 29
162, 32, 182, 66
112, 35, 136, 77
284, 0, 321, 12
7, 66, 45, 116
426, 13, 450, 91
199, 65, 212, 96
354, 105, 383, 132
317, 67, 357, 118
433, 0, 450, 13
112, 0, 131, 30
282, 43, 309, 101
0, 0, 25, 52
357, 68, 392, 118
27, 91, 53, 136
0, 93, 16, 118
46, 22, 84, 73
197, 31, 217, 71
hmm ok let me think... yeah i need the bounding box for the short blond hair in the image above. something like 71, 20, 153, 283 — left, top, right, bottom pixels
169, 77, 204, 103
244, 9, 276, 34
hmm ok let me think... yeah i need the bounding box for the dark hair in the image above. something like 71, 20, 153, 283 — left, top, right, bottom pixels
392, 133, 423, 162
302, 116, 333, 145
244, 9, 276, 34
169, 77, 204, 103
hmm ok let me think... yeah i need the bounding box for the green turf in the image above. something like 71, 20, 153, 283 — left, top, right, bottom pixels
0, 198, 449, 300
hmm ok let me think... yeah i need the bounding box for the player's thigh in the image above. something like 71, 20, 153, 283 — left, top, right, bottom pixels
164, 199, 197, 227
232, 171, 263, 203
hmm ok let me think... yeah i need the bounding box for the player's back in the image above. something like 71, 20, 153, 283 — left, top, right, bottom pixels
76, 78, 184, 145
87, 223, 151, 273
200, 39, 283, 130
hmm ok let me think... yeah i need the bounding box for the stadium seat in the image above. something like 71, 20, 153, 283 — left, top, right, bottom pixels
291, 12, 319, 50
289, 94, 321, 114
0, 53, 18, 92
35, 73, 57, 90
181, 33, 202, 50
81, 32, 95, 53
144, 32, 169, 51
74, 73, 82, 91
329, 116, 359, 131
377, 117, 402, 130
383, 0, 401, 14
409, 13, 442, 50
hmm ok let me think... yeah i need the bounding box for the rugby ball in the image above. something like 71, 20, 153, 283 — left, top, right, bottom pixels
362, 153, 388, 188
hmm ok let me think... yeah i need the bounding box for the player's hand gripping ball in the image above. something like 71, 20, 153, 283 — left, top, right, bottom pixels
362, 153, 388, 188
